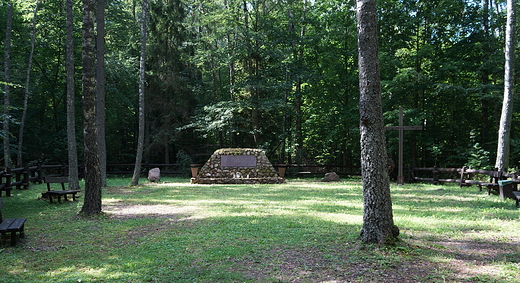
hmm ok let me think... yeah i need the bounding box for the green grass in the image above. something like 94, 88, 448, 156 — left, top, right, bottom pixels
0, 177, 519, 282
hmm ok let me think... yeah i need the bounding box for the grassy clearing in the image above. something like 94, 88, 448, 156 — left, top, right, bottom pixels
0, 177, 519, 282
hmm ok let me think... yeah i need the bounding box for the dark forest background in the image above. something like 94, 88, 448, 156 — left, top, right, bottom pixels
1, 0, 518, 172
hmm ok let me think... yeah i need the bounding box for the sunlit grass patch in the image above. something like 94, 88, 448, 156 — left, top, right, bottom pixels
0, 177, 518, 282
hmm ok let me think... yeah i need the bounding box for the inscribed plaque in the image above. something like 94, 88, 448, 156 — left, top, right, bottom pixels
221, 155, 257, 167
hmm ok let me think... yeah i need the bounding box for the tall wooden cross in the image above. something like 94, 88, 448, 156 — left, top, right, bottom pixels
384, 107, 423, 185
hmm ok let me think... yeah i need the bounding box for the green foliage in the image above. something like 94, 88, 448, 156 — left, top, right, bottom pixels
0, 0, 518, 171
175, 149, 193, 176
464, 130, 492, 170
466, 142, 491, 170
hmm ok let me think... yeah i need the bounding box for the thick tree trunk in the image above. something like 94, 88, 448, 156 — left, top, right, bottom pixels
357, 0, 398, 245
495, 0, 516, 172
80, 0, 102, 215
3, 3, 13, 169
131, 0, 149, 186
66, 0, 80, 191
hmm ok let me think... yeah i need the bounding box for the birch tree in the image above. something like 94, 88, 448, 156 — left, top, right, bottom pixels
3, 2, 13, 169
495, 0, 516, 172
131, 0, 149, 186
17, 0, 40, 167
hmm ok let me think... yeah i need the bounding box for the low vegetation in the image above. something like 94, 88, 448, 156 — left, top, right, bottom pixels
0, 177, 519, 282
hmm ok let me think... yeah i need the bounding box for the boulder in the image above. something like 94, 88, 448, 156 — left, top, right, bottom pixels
148, 167, 161, 182
321, 172, 340, 182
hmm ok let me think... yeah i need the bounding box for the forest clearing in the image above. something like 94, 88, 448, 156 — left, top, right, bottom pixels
0, 177, 518, 282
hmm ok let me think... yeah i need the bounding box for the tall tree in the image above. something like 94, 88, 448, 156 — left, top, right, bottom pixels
17, 0, 40, 167
66, 0, 80, 191
80, 0, 102, 215
495, 0, 516, 172
97, 0, 107, 186
3, 2, 13, 169
288, 0, 307, 163
357, 0, 398, 245
131, 0, 149, 186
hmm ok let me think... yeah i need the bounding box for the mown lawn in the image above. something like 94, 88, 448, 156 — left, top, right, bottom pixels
0, 177, 519, 282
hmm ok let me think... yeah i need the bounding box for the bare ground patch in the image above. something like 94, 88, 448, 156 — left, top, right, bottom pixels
98, 198, 519, 282
231, 245, 442, 283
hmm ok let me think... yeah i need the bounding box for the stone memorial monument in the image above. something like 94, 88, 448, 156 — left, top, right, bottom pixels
191, 148, 285, 184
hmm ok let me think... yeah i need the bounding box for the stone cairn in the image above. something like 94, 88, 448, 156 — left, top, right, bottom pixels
191, 148, 285, 184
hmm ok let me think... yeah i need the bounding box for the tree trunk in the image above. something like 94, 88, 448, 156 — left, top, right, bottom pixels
495, 0, 516, 172
17, 1, 40, 167
288, 4, 306, 164
66, 0, 80, 191
3, 2, 13, 169
131, 0, 149, 186
80, 0, 102, 215
480, 0, 490, 147
96, 0, 107, 186
356, 0, 398, 245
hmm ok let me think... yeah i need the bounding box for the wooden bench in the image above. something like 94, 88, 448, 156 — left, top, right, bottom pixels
43, 176, 80, 203
498, 180, 520, 208
0, 197, 26, 246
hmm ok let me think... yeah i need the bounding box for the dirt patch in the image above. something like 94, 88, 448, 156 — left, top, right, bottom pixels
234, 246, 441, 283
99, 200, 520, 282
418, 237, 520, 282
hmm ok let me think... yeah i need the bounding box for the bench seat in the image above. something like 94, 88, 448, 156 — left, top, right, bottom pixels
42, 190, 81, 203
43, 176, 81, 203
0, 218, 26, 246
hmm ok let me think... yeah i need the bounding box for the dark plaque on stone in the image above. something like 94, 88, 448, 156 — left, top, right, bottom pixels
221, 155, 257, 167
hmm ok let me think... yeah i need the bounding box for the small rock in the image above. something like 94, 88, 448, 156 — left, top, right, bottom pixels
321, 172, 340, 182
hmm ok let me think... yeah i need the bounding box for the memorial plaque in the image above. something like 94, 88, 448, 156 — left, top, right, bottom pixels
221, 155, 257, 167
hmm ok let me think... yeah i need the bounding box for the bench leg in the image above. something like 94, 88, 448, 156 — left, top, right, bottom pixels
10, 231, 17, 246
48, 194, 54, 203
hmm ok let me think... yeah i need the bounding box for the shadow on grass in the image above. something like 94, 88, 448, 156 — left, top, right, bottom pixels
0, 179, 518, 282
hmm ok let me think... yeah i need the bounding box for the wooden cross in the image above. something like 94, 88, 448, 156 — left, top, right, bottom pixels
385, 107, 423, 185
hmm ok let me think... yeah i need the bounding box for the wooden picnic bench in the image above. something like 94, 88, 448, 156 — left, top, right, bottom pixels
43, 176, 80, 203
498, 180, 520, 208
0, 197, 26, 246
478, 169, 505, 195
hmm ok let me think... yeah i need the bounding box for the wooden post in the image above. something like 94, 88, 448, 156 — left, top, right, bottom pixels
385, 107, 423, 185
